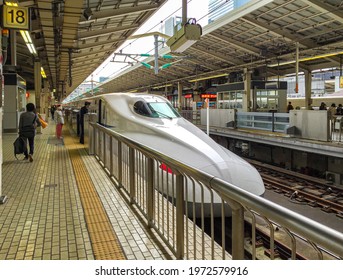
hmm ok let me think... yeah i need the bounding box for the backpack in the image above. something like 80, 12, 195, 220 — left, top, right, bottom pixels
13, 137, 27, 160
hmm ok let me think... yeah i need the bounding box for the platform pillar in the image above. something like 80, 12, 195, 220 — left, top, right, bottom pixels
243, 68, 251, 112
304, 69, 312, 110
178, 82, 183, 112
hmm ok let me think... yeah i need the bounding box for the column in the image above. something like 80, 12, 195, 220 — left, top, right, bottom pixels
34, 60, 41, 112
34, 60, 42, 133
243, 68, 251, 112
304, 69, 312, 110
178, 82, 183, 112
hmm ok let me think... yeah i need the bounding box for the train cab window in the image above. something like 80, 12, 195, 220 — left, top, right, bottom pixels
134, 101, 180, 119
133, 101, 152, 117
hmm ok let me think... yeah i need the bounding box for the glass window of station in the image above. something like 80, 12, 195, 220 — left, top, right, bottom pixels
255, 89, 279, 111
217, 90, 244, 110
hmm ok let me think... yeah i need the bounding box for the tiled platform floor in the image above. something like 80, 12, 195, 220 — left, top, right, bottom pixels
0, 121, 173, 260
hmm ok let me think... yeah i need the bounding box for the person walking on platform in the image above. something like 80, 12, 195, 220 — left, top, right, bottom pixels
79, 101, 90, 144
55, 105, 64, 139
19, 103, 41, 162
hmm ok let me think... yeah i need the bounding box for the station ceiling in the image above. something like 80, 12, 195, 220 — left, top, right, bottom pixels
6, 0, 343, 100
100, 0, 343, 95
7, 0, 168, 100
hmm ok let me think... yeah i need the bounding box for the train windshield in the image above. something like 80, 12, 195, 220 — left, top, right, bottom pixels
134, 101, 180, 119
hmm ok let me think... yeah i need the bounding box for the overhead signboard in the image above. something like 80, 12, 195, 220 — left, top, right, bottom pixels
1, 5, 30, 30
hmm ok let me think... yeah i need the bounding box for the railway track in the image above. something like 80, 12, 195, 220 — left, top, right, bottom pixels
210, 159, 343, 260
248, 159, 343, 217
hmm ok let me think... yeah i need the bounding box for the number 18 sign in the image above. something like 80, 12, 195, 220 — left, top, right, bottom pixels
1, 5, 30, 30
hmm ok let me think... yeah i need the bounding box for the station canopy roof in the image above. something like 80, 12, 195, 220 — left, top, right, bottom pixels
7, 0, 343, 101
7, 0, 168, 100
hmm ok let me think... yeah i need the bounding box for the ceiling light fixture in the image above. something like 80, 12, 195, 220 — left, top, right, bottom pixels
20, 30, 37, 56
41, 67, 46, 78
188, 73, 227, 83
268, 51, 343, 67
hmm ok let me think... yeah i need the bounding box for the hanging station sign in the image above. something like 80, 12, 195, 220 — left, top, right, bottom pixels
201, 94, 217, 99
1, 5, 30, 30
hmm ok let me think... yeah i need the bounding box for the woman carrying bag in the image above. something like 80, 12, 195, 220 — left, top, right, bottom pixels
55, 105, 64, 139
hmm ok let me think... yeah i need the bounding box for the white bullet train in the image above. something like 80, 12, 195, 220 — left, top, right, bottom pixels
69, 92, 265, 217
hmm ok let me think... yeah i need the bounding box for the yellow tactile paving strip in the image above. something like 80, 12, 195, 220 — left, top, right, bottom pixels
63, 130, 126, 260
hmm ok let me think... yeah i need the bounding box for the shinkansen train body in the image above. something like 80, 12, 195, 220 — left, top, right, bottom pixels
69, 93, 265, 217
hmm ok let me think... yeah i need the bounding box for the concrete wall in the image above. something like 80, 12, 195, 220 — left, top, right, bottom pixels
289, 110, 329, 141
201, 109, 236, 127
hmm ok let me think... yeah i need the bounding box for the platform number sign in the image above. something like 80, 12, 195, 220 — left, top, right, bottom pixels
1, 5, 30, 30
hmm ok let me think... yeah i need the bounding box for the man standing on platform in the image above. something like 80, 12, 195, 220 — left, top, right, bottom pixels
79, 101, 90, 144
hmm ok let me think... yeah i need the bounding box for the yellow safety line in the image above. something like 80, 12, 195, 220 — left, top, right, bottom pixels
63, 128, 126, 260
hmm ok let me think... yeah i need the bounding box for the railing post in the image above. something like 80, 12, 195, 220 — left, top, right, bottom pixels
129, 147, 135, 204
146, 158, 154, 228
89, 124, 95, 155
103, 131, 106, 165
226, 198, 245, 260
271, 111, 275, 132
109, 137, 113, 176
97, 127, 100, 157
175, 173, 184, 259
118, 142, 122, 187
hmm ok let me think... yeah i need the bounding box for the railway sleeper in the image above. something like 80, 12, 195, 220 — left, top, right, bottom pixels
336, 212, 343, 219
295, 196, 306, 202
264, 248, 280, 259
321, 206, 333, 213
274, 188, 284, 194
308, 200, 320, 207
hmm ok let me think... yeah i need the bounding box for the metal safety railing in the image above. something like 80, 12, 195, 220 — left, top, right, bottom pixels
89, 122, 343, 260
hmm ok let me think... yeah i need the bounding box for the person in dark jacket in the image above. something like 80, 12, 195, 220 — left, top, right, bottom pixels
50, 105, 56, 120
19, 103, 41, 162
286, 101, 294, 113
79, 101, 90, 144
319, 102, 327, 110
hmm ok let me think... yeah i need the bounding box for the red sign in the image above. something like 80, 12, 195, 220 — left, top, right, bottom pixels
184, 94, 192, 98
201, 94, 216, 98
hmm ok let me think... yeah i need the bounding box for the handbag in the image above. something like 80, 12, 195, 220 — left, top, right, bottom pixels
13, 136, 27, 159
38, 113, 48, 128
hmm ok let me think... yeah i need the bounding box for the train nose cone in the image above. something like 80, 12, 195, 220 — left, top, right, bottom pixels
203, 160, 265, 196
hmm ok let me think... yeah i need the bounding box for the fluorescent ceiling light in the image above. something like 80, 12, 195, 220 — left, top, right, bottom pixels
5, 2, 18, 6
20, 30, 37, 55
188, 73, 227, 83
152, 84, 172, 89
268, 51, 343, 67
41, 67, 46, 78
